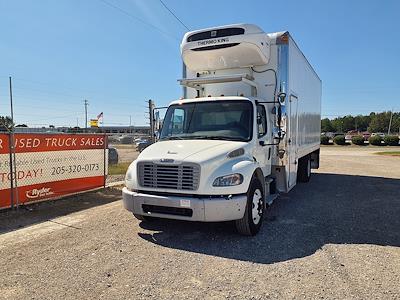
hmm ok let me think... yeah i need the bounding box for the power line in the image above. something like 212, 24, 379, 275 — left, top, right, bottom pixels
0, 102, 81, 113
98, 0, 180, 41
158, 0, 190, 31
0, 75, 145, 101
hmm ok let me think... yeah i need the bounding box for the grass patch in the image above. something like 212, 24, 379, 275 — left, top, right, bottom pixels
375, 151, 400, 157
108, 162, 131, 175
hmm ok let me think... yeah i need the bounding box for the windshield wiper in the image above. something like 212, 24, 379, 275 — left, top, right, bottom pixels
161, 135, 246, 141
186, 135, 246, 141
209, 136, 246, 141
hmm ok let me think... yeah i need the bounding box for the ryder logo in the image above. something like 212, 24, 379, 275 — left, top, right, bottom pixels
26, 187, 54, 199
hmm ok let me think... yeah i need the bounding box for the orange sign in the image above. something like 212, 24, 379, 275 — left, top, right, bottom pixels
0, 133, 107, 209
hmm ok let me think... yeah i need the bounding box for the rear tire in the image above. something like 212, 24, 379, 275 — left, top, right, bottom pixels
235, 178, 264, 236
297, 155, 311, 183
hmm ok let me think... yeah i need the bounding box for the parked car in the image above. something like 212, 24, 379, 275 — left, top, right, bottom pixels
345, 131, 371, 141
361, 131, 371, 140
119, 135, 134, 144
371, 132, 385, 138
134, 138, 147, 145
345, 130, 359, 141
136, 140, 151, 152
322, 132, 342, 138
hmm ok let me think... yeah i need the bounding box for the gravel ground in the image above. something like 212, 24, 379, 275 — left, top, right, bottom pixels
106, 174, 125, 184
0, 147, 399, 299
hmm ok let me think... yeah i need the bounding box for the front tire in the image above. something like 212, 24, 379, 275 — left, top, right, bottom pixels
235, 178, 264, 236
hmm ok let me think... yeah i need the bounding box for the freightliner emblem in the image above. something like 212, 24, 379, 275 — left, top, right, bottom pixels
160, 158, 174, 163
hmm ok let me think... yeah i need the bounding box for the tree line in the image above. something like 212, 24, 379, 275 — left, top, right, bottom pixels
2, 112, 400, 135
321, 111, 400, 134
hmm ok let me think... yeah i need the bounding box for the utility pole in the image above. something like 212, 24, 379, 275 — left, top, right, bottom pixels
129, 115, 132, 134
9, 77, 19, 209
84, 99, 89, 132
8, 77, 14, 209
388, 110, 393, 135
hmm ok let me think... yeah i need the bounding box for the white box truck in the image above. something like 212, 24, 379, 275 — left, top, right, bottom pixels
123, 24, 321, 235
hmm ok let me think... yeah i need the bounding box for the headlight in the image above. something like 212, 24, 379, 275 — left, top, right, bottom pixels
212, 173, 243, 187
125, 170, 132, 181
125, 169, 134, 189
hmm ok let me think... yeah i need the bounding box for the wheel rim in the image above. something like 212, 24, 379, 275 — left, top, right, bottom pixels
307, 158, 311, 177
251, 188, 263, 225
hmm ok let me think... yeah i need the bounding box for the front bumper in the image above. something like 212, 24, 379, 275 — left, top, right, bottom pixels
122, 187, 247, 222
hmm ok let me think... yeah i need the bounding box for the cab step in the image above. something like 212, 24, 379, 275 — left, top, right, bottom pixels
264, 177, 279, 206
265, 193, 279, 206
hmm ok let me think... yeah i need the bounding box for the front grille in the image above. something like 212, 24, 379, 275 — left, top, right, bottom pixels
138, 162, 200, 190
142, 204, 193, 217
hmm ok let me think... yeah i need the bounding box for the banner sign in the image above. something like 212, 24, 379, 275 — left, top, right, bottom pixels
0, 133, 107, 209
90, 119, 99, 128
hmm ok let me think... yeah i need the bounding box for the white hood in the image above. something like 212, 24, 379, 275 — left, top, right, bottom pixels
126, 139, 255, 195
138, 140, 247, 163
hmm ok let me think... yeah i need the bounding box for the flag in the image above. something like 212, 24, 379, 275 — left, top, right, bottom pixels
97, 112, 103, 120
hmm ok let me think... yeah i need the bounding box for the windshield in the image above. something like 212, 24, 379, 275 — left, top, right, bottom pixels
159, 100, 253, 142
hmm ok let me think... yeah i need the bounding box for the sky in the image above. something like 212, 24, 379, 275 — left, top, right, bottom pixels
0, 0, 399, 127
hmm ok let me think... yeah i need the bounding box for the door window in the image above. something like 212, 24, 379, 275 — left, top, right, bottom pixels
257, 105, 267, 138
169, 108, 185, 134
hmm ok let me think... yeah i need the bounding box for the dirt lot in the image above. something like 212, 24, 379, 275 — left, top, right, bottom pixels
0, 146, 399, 299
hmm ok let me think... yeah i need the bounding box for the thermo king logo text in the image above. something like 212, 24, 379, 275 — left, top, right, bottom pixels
197, 38, 229, 46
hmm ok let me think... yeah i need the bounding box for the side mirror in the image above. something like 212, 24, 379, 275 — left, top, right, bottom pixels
272, 127, 281, 140
278, 92, 286, 103
154, 131, 160, 141
272, 127, 285, 140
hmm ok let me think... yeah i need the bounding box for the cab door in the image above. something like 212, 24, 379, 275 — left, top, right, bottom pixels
253, 104, 272, 176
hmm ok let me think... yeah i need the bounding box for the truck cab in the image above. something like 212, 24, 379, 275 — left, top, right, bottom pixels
123, 24, 321, 235
124, 96, 275, 235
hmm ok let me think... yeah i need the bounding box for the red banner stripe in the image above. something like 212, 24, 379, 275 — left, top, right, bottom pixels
0, 134, 107, 154
0, 176, 105, 209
